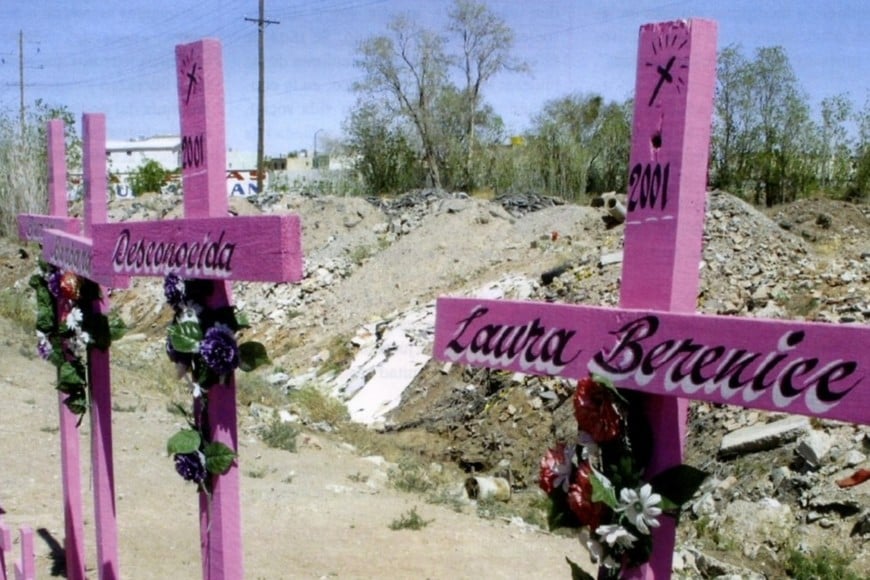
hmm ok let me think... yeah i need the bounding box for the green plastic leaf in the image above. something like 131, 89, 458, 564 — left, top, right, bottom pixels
566, 557, 596, 580
234, 310, 250, 329
169, 321, 202, 353
203, 442, 237, 475
589, 469, 619, 509
108, 312, 127, 342
58, 361, 86, 387
35, 287, 56, 333
167, 429, 201, 455
64, 392, 88, 417
239, 341, 270, 372
649, 464, 709, 508
591, 373, 628, 404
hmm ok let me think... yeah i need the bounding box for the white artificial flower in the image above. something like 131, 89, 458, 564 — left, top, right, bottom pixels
579, 528, 606, 563
177, 300, 202, 324
70, 330, 91, 358
616, 483, 662, 535
577, 430, 600, 460
596, 523, 638, 548
65, 307, 84, 331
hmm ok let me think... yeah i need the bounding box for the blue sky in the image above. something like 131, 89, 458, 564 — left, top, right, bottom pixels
1, 1, 868, 156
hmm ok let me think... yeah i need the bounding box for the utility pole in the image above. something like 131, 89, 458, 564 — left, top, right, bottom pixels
245, 1, 279, 195
19, 30, 25, 132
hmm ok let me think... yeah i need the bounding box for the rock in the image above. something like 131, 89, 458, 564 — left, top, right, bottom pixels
844, 449, 867, 467
796, 430, 833, 467
851, 510, 870, 536
688, 546, 765, 580
719, 415, 811, 457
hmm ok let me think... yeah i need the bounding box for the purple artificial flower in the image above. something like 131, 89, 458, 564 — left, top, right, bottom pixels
174, 451, 207, 483
164, 273, 185, 307
36, 331, 52, 360
46, 268, 62, 298
198, 324, 240, 376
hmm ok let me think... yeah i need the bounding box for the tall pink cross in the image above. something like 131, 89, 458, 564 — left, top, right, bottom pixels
91, 38, 303, 579
434, 19, 869, 578
18, 116, 128, 580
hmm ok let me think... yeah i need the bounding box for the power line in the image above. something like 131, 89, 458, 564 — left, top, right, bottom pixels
245, 0, 280, 193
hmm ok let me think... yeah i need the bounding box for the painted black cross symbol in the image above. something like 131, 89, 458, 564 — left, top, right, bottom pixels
185, 62, 199, 105
648, 55, 676, 106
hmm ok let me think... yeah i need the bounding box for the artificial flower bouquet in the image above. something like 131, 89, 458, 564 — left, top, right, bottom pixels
30, 259, 125, 419
539, 375, 707, 578
162, 273, 270, 492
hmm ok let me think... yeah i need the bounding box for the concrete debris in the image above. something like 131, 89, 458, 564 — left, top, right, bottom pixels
718, 415, 811, 457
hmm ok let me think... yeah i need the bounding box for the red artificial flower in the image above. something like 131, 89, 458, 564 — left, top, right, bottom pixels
539, 442, 574, 494
59, 272, 81, 301
567, 462, 605, 530
573, 376, 622, 443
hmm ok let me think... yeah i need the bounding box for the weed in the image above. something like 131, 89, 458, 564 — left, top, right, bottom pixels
112, 402, 139, 413
246, 467, 268, 479
237, 373, 288, 408
426, 487, 466, 513
40, 426, 59, 434
347, 472, 369, 484
260, 419, 299, 453
0, 288, 34, 328
476, 497, 514, 520
289, 385, 348, 425
785, 546, 863, 580
349, 244, 373, 265
388, 457, 445, 494
318, 335, 355, 376
388, 507, 432, 531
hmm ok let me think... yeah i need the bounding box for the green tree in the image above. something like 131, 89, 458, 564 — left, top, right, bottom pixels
129, 159, 169, 196
527, 93, 630, 200
344, 102, 422, 194
447, 0, 526, 190
817, 94, 854, 197
351, 0, 523, 193
711, 45, 816, 206
354, 15, 449, 189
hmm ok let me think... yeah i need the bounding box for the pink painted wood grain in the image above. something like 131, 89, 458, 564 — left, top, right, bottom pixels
620, 20, 717, 580
41, 230, 129, 289
14, 527, 33, 580
434, 298, 869, 425
58, 395, 86, 580
176, 38, 241, 580
17, 215, 79, 244
47, 119, 68, 216
91, 214, 303, 283
81, 113, 121, 580
0, 519, 10, 580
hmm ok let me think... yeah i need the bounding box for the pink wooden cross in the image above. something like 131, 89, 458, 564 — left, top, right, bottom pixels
90, 38, 303, 579
434, 19, 869, 579
22, 114, 129, 580
0, 519, 35, 580
16, 120, 88, 580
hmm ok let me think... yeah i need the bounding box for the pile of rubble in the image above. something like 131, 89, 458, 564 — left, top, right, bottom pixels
51, 186, 868, 576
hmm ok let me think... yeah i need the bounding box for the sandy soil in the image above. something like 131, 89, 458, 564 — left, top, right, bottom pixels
0, 320, 591, 579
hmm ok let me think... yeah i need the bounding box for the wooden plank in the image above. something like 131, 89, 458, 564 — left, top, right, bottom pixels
175, 38, 239, 580
91, 214, 303, 283
435, 298, 869, 424
620, 19, 717, 580
17, 215, 79, 243
80, 113, 121, 580
41, 230, 129, 288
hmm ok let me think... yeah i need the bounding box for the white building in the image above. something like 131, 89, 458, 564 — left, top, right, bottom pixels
106, 136, 181, 175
